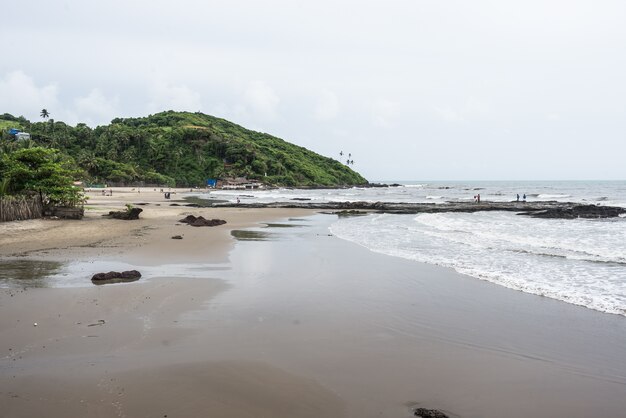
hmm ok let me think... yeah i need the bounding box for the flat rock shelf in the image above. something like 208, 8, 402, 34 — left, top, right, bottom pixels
201, 200, 626, 219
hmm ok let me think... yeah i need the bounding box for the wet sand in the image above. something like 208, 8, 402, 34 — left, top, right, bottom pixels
1, 189, 626, 417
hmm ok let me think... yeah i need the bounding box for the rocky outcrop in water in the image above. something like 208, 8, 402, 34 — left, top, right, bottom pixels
91, 270, 141, 284
202, 200, 625, 219
179, 215, 227, 227
520, 204, 626, 219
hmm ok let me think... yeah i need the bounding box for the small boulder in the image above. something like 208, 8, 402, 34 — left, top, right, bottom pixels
179, 215, 227, 227
171, 235, 183, 240
414, 408, 450, 418
107, 207, 143, 220
92, 270, 142, 285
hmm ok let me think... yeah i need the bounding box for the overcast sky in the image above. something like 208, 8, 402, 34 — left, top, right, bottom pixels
2, 1, 625, 180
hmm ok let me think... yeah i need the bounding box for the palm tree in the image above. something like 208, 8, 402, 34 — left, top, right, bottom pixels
40, 109, 50, 120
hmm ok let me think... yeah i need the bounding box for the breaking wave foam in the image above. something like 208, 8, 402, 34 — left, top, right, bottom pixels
330, 212, 626, 316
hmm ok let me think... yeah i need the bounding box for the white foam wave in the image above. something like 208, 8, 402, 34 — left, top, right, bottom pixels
330, 212, 626, 316
537, 194, 572, 199
197, 181, 626, 206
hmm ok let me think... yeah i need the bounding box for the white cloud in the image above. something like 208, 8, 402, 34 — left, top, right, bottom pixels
313, 89, 339, 121
147, 79, 202, 113
74, 88, 119, 125
546, 113, 561, 121
243, 81, 280, 120
433, 97, 491, 123
0, 71, 59, 120
434, 106, 462, 122
371, 99, 399, 128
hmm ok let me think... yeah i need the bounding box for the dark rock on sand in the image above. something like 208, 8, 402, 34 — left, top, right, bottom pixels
414, 408, 450, 418
107, 207, 143, 220
91, 270, 141, 285
171, 235, 183, 239
521, 204, 626, 219
178, 215, 227, 227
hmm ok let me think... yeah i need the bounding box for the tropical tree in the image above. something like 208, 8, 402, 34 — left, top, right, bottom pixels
0, 147, 85, 207
40, 109, 50, 119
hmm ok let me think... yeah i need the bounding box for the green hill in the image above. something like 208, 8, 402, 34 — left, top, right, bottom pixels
0, 111, 368, 187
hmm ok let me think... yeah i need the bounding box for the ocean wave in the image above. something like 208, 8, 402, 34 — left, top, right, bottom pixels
537, 194, 572, 199
426, 195, 443, 199
455, 266, 626, 317
330, 212, 626, 317
510, 247, 626, 265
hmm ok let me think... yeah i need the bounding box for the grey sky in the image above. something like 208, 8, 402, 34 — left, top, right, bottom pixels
1, 0, 625, 180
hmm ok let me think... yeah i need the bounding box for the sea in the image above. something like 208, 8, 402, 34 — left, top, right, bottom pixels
204, 180, 626, 317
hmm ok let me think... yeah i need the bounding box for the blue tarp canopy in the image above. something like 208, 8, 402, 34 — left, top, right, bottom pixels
206, 179, 217, 187
9, 128, 20, 135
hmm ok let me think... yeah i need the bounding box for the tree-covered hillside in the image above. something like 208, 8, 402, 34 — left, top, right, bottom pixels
0, 111, 368, 187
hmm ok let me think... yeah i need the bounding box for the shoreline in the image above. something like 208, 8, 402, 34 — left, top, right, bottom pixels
1, 188, 626, 417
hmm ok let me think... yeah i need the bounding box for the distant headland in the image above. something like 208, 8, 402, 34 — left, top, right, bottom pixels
0, 110, 368, 188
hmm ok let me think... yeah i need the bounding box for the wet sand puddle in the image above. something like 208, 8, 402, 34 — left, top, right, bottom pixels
0, 260, 63, 288
0, 259, 230, 289
231, 218, 308, 241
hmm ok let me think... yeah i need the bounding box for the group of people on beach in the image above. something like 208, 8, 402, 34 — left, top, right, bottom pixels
473, 193, 528, 203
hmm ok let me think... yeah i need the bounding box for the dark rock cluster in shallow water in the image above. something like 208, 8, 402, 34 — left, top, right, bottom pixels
204, 200, 626, 219
520, 204, 626, 219
91, 270, 141, 285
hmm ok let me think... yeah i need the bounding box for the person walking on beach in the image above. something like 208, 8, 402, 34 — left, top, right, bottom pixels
523, 194, 527, 202
517, 194, 520, 202
477, 193, 481, 203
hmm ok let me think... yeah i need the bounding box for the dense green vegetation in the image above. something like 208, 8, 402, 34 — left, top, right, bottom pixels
0, 147, 85, 207
0, 111, 368, 187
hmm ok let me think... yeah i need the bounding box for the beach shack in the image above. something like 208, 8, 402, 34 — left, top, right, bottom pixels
220, 177, 264, 190
7, 128, 31, 141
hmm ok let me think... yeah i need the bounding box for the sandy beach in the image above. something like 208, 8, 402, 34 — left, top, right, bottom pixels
2, 188, 626, 418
